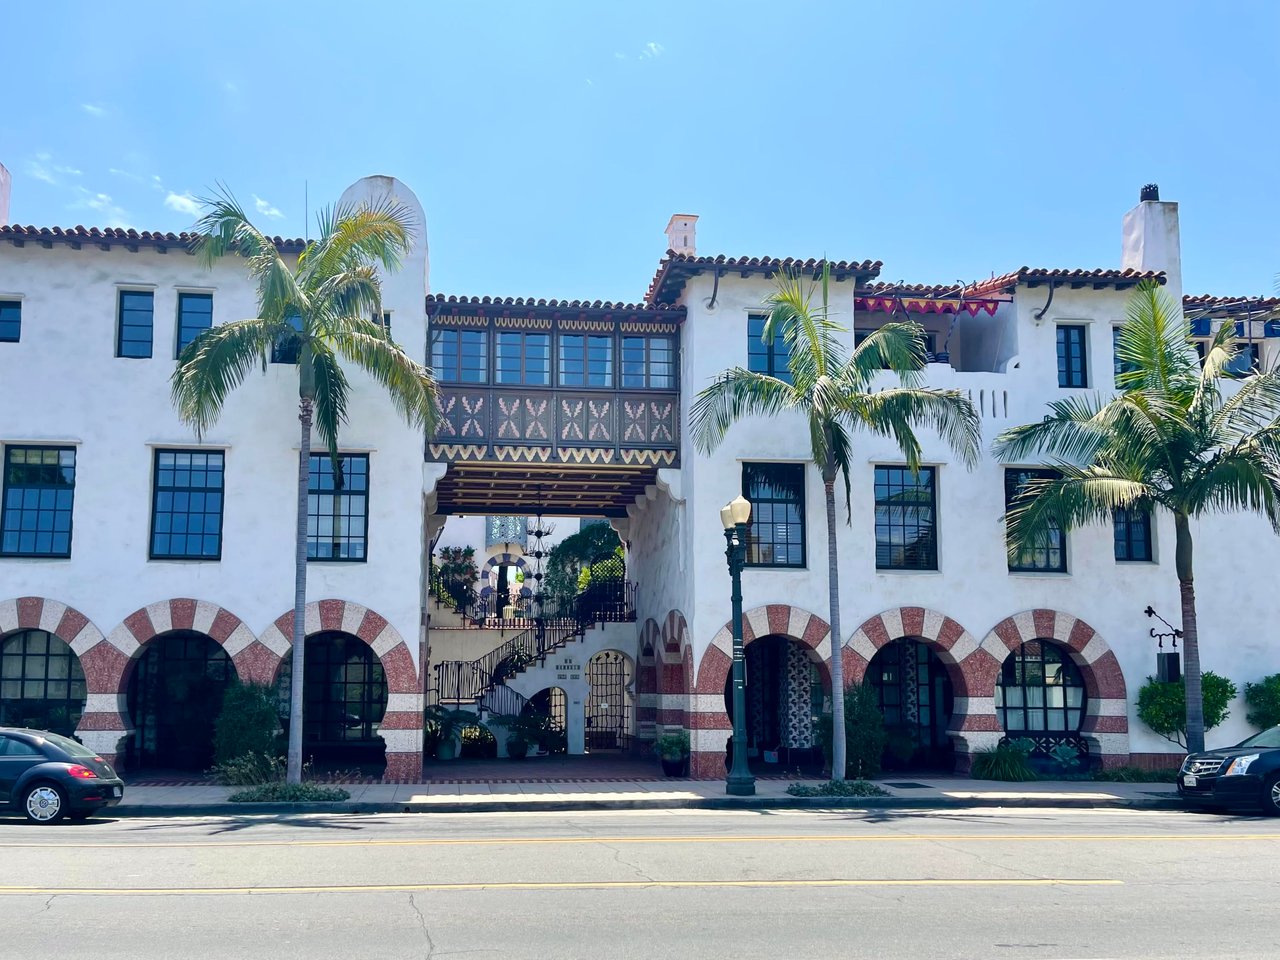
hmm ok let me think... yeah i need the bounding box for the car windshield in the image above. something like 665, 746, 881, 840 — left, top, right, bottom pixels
1237, 726, 1280, 750
40, 732, 99, 758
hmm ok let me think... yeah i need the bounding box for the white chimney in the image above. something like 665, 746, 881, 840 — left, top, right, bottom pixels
0, 162, 11, 226
1121, 183, 1182, 308
665, 213, 697, 256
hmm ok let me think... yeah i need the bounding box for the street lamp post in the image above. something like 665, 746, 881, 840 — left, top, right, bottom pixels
721, 494, 756, 796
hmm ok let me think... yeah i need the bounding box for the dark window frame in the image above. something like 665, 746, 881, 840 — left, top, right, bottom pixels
1113, 505, 1154, 562
874, 465, 938, 571
1005, 467, 1067, 573
117, 289, 155, 359
270, 313, 304, 364
0, 445, 77, 558
742, 462, 806, 568
431, 328, 489, 384
0, 629, 87, 736
996, 639, 1087, 739
748, 313, 792, 383
621, 335, 676, 390
307, 453, 369, 562
149, 449, 226, 561
0, 299, 20, 343
1112, 325, 1139, 387
1056, 324, 1088, 388
176, 292, 214, 357
495, 330, 552, 386
558, 334, 615, 388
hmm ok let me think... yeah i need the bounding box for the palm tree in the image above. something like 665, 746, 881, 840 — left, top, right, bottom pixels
994, 280, 1280, 754
691, 265, 981, 779
172, 190, 438, 782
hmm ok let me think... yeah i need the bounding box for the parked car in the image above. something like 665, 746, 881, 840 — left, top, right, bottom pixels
1178, 725, 1280, 815
0, 728, 125, 824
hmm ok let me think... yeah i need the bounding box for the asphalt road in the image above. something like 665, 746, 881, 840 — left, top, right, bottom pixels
0, 805, 1274, 960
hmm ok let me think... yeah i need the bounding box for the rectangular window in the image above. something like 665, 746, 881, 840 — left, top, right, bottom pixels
874, 466, 938, 570
742, 462, 805, 567
0, 300, 20, 342
1, 446, 76, 558
1005, 468, 1067, 572
431, 328, 488, 383
748, 313, 791, 382
495, 331, 551, 386
307, 454, 368, 561
117, 290, 154, 358
586, 335, 613, 386
1113, 506, 1153, 562
621, 336, 675, 389
1112, 326, 1139, 387
1056, 324, 1087, 388
1226, 342, 1261, 377
271, 313, 303, 364
150, 450, 224, 559
176, 293, 213, 356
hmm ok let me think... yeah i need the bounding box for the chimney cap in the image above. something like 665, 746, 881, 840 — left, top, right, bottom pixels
1140, 183, 1160, 202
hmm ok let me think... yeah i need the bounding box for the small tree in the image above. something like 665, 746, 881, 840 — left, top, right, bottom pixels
1137, 672, 1237, 749
213, 682, 281, 766
1244, 673, 1280, 730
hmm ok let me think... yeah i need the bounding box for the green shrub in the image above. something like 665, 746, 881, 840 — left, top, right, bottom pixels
786, 779, 889, 798
971, 739, 1038, 782
1092, 766, 1179, 783
1244, 673, 1280, 730
213, 751, 287, 786
228, 782, 350, 803
1136, 672, 1237, 748
819, 683, 888, 779
213, 682, 282, 767
654, 731, 690, 761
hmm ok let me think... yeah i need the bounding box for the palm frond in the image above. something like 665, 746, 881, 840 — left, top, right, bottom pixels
191, 186, 304, 318
299, 198, 416, 285
847, 321, 926, 389
330, 319, 439, 432
763, 266, 844, 383
850, 386, 982, 468
1005, 470, 1155, 552
171, 318, 282, 435
308, 344, 352, 461
1184, 448, 1280, 532
690, 369, 799, 454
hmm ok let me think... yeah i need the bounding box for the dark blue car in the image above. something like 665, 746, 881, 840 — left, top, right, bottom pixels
0, 728, 125, 824
1178, 725, 1280, 815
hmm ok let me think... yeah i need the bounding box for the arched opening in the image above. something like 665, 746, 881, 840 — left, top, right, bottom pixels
297, 631, 388, 769
867, 637, 955, 770
995, 639, 1088, 759
459, 721, 498, 758
127, 630, 234, 770
525, 685, 568, 750
723, 634, 825, 773
0, 629, 87, 736
586, 651, 633, 752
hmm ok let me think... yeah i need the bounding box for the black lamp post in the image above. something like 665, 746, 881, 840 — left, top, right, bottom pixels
721, 494, 756, 796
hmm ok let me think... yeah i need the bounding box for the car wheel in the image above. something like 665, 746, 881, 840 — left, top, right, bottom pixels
22, 783, 67, 824
1262, 774, 1280, 817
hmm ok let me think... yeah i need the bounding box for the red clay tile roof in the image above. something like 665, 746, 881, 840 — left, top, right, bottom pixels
965, 267, 1165, 297
860, 281, 968, 297
427, 293, 683, 320
645, 252, 883, 307
0, 224, 307, 252
1183, 294, 1280, 316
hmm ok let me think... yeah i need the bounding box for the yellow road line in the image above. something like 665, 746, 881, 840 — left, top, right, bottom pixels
0, 878, 1123, 896
0, 833, 1274, 850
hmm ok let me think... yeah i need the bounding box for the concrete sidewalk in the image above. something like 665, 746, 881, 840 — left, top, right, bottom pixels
105, 776, 1183, 817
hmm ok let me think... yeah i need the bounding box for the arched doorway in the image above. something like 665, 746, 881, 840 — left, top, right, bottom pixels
586, 651, 633, 752
127, 631, 234, 770
867, 637, 955, 770
0, 629, 87, 736
526, 686, 568, 736
724, 635, 824, 772
995, 639, 1088, 759
286, 631, 388, 768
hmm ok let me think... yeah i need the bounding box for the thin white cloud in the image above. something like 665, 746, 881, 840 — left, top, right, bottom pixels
54, 165, 83, 177
26, 159, 56, 184
109, 167, 144, 182
253, 194, 284, 219
223, 81, 239, 95
640, 42, 664, 59
164, 192, 201, 216
81, 103, 106, 117
70, 187, 131, 227
614, 51, 627, 61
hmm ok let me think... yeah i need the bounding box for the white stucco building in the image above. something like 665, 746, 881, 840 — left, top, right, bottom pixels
1, 170, 1277, 781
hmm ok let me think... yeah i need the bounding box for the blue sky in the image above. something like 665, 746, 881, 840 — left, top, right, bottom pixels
3, 1, 1278, 302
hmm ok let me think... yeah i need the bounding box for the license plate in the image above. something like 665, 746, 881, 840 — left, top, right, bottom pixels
1183, 774, 1197, 787
113, 786, 123, 797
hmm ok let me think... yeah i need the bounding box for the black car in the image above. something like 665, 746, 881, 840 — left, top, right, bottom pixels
1177, 725, 1280, 815
0, 728, 125, 824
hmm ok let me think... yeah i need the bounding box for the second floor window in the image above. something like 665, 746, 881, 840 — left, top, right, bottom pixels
874, 466, 938, 570
0, 300, 20, 342
495, 331, 551, 386
742, 462, 805, 567
1005, 468, 1067, 573
748, 313, 791, 382
176, 293, 213, 356
559, 334, 613, 387
1, 446, 76, 558
1112, 326, 1139, 387
1113, 506, 1153, 562
151, 450, 224, 560
308, 453, 368, 561
621, 336, 675, 389
117, 290, 154, 358
271, 313, 304, 364
432, 328, 487, 383
1056, 324, 1087, 388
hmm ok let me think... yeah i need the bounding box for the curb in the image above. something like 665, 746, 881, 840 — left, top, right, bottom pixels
105, 794, 1186, 818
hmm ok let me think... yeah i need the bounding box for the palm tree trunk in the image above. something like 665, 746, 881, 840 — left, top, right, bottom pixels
824, 475, 846, 781
286, 398, 313, 784
1174, 513, 1204, 754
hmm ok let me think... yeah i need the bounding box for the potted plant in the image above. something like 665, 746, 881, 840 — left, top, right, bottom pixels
424, 705, 475, 761
655, 730, 690, 777
505, 734, 531, 760
490, 710, 556, 759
